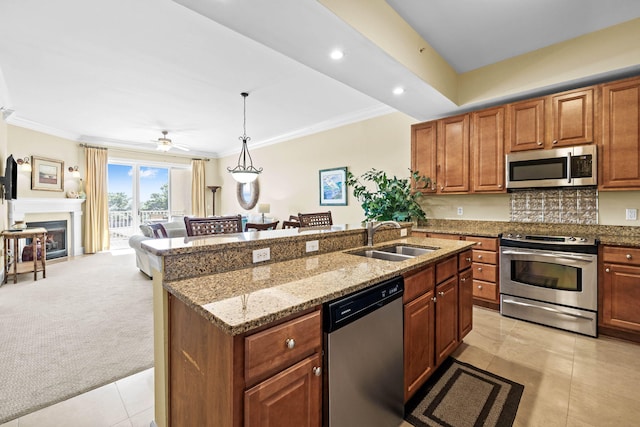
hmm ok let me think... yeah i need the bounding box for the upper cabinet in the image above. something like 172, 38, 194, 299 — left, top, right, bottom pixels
507, 88, 594, 152
411, 121, 437, 193
471, 106, 505, 193
437, 114, 470, 193
600, 76, 640, 190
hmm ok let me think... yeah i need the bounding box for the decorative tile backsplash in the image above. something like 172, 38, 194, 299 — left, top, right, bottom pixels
510, 188, 598, 224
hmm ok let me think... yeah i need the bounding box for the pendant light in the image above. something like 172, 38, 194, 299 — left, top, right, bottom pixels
228, 92, 262, 183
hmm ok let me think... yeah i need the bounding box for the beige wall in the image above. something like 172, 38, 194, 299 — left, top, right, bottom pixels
0, 116, 8, 232
218, 112, 640, 227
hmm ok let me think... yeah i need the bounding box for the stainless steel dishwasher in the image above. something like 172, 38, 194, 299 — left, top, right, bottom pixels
323, 276, 404, 427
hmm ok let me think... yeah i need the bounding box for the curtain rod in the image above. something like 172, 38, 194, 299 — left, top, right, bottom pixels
79, 143, 108, 150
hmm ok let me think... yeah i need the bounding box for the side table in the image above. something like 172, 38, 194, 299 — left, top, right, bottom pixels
1, 227, 47, 284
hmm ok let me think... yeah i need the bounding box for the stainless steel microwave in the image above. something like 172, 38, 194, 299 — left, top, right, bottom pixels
506, 145, 597, 189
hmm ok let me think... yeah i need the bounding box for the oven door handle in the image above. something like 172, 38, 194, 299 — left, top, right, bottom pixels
501, 249, 595, 263
502, 299, 593, 320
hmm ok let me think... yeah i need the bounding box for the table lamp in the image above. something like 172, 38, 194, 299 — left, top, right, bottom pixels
258, 203, 270, 223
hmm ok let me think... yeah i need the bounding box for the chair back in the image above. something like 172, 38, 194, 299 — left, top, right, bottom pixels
282, 220, 300, 229
184, 215, 243, 236
297, 211, 333, 227
148, 223, 168, 238
245, 221, 279, 232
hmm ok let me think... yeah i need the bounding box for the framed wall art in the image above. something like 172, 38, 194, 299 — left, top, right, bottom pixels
31, 156, 64, 191
319, 167, 347, 206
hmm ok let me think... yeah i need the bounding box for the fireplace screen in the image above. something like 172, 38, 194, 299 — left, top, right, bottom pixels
25, 220, 68, 260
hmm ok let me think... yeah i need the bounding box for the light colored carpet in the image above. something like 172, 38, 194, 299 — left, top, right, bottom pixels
0, 250, 153, 423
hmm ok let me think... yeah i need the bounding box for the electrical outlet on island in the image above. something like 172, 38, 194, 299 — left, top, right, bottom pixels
252, 248, 270, 263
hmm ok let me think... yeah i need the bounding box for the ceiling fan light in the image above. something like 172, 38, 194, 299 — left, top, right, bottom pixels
157, 143, 172, 152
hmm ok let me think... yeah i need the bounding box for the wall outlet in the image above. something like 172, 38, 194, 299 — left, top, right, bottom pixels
252, 248, 271, 263
306, 240, 319, 252
400, 228, 408, 237
626, 208, 638, 221
457, 207, 463, 216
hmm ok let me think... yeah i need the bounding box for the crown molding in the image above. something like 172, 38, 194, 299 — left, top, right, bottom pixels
6, 115, 81, 141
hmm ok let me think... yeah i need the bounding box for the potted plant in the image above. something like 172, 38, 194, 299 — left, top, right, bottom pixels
346, 168, 432, 222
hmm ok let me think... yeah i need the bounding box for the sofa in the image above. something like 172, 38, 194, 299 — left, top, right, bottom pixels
129, 219, 187, 278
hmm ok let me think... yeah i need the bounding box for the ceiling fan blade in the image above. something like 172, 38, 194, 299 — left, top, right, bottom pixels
174, 144, 190, 151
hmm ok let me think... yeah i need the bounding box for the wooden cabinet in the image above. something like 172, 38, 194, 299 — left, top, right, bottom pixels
411, 121, 438, 192
403, 255, 463, 402
507, 97, 546, 152
437, 114, 470, 193
507, 88, 594, 152
467, 235, 500, 310
600, 245, 640, 342
471, 106, 506, 193
458, 252, 473, 340
600, 76, 640, 190
168, 295, 322, 426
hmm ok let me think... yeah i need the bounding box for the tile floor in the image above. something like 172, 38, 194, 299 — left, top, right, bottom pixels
3, 307, 640, 426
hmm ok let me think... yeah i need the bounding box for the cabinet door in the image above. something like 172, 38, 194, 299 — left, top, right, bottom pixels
437, 114, 470, 193
403, 265, 434, 304
404, 289, 435, 402
551, 88, 594, 147
601, 76, 640, 190
471, 106, 506, 192
458, 268, 473, 340
602, 263, 640, 332
411, 121, 437, 192
245, 354, 321, 427
435, 276, 458, 366
508, 98, 545, 152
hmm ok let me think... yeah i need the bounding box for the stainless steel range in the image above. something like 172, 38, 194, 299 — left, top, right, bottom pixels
500, 233, 598, 337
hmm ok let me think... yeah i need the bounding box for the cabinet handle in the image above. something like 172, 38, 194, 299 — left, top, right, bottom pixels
441, 186, 445, 191
627, 254, 632, 260
537, 141, 543, 146
461, 277, 466, 282
605, 268, 610, 273
432, 297, 437, 302
498, 184, 503, 189
285, 338, 296, 349
553, 140, 558, 144
477, 255, 483, 259
477, 267, 483, 272
478, 285, 483, 290
477, 242, 482, 246
438, 291, 445, 296
465, 257, 471, 262
312, 366, 322, 377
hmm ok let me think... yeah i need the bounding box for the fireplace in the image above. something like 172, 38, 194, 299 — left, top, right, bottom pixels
26, 220, 68, 260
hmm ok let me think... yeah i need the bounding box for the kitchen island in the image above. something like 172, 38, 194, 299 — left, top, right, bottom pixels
142, 224, 474, 426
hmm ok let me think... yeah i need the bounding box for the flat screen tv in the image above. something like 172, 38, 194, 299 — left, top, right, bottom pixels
3, 154, 17, 200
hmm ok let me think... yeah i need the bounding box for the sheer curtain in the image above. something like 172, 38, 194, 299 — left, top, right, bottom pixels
84, 147, 110, 253
191, 159, 206, 217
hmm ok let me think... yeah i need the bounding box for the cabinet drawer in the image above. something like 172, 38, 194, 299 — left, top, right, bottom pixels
603, 246, 640, 266
466, 236, 498, 251
472, 263, 497, 282
472, 249, 497, 265
411, 231, 428, 238
245, 310, 321, 386
473, 280, 497, 301
458, 250, 473, 271
436, 256, 458, 284
404, 265, 435, 303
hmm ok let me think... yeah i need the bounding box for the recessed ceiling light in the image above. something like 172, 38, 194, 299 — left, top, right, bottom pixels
393, 87, 405, 95
330, 49, 344, 60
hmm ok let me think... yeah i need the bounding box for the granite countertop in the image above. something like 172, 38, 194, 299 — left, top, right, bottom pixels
164, 236, 474, 336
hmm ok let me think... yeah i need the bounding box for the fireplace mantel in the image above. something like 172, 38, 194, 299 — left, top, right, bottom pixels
8, 198, 85, 256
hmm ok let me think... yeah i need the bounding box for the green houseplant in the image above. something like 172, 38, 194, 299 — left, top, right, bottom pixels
346, 168, 432, 222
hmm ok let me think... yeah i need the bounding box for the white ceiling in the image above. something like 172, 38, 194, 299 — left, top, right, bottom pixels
0, 0, 639, 158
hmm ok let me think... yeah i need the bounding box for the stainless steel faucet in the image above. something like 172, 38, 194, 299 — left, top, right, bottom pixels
366, 220, 401, 246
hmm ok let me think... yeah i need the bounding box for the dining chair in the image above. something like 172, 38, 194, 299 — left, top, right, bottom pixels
148, 223, 168, 238
282, 220, 300, 229
244, 221, 280, 232
297, 211, 332, 227
184, 215, 243, 236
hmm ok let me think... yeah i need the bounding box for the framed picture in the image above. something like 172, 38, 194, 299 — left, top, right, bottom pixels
31, 156, 64, 192
319, 167, 347, 206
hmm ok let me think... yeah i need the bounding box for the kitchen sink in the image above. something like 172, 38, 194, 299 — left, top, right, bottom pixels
347, 245, 439, 262
377, 245, 438, 257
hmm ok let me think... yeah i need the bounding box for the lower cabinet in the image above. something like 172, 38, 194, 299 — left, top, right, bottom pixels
458, 264, 473, 340
600, 245, 640, 341
403, 255, 462, 402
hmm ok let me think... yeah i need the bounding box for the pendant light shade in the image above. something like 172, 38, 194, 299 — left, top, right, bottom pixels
228, 92, 262, 183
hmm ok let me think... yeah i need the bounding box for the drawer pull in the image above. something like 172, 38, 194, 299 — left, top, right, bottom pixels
477, 255, 483, 259
478, 285, 483, 290
477, 267, 483, 272
537, 141, 543, 146
465, 257, 471, 262
627, 254, 633, 260
605, 268, 610, 273
313, 366, 322, 377
461, 277, 466, 282
285, 338, 296, 349
477, 242, 482, 246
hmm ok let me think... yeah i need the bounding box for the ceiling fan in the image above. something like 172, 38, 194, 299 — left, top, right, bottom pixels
153, 130, 190, 152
